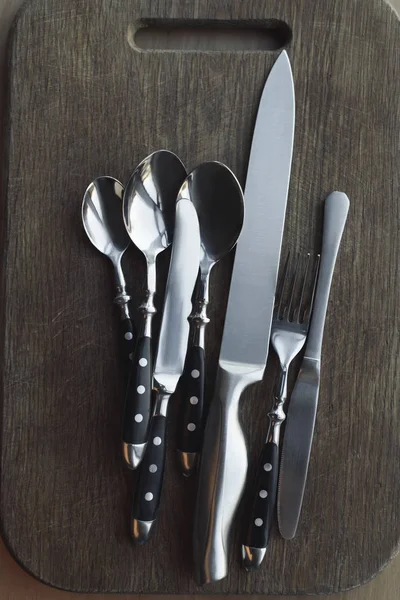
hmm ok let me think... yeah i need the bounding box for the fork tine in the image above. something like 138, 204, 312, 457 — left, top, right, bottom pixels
294, 253, 310, 323
286, 253, 300, 320
309, 254, 321, 311
274, 252, 290, 319
304, 254, 321, 323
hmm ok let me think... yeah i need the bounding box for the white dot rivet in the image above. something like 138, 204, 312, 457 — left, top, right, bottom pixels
153, 436, 162, 446
259, 490, 268, 499
149, 464, 157, 473
187, 423, 196, 432
139, 358, 148, 367
144, 492, 153, 501
190, 396, 199, 405
129, 353, 133, 361
137, 385, 145, 395
264, 463, 272, 472
191, 369, 200, 379
255, 518, 263, 527
134, 414, 143, 423
124, 332, 133, 341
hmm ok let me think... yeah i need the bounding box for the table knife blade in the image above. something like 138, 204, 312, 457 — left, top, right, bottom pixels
131, 197, 200, 543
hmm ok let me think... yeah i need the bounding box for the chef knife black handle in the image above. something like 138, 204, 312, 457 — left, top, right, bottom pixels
120, 317, 135, 375
177, 345, 205, 471
123, 336, 152, 445
242, 441, 279, 563
131, 414, 167, 539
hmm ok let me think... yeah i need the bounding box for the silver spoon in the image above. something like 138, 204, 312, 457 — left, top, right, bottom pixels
82, 176, 134, 371
176, 161, 244, 476
122, 150, 187, 469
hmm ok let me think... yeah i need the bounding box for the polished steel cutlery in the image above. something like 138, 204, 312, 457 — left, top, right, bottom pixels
176, 161, 244, 477
241, 253, 319, 570
122, 151, 187, 470
193, 50, 295, 584
131, 185, 200, 544
81, 48, 348, 579
82, 176, 134, 371
278, 191, 350, 540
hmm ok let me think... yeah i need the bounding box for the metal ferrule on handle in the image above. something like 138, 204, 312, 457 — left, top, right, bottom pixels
139, 258, 157, 338
266, 366, 288, 445
113, 262, 132, 320
188, 271, 210, 349
113, 285, 131, 320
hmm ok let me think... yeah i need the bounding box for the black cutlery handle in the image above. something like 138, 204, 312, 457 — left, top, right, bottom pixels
242, 441, 279, 554
120, 317, 135, 372
123, 336, 152, 446
177, 345, 205, 468
131, 414, 167, 540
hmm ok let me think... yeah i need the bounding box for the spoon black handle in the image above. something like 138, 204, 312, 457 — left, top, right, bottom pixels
122, 335, 153, 468
120, 317, 135, 376
131, 412, 167, 544
176, 344, 205, 476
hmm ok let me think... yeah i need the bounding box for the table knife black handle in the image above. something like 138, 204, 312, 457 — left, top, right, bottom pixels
131, 413, 167, 544
242, 441, 279, 570
123, 335, 152, 448
177, 345, 205, 476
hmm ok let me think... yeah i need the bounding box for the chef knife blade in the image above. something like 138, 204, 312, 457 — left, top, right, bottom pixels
131, 196, 200, 544
277, 191, 349, 540
193, 50, 295, 584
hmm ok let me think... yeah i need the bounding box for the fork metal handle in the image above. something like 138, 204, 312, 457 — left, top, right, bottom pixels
305, 192, 349, 360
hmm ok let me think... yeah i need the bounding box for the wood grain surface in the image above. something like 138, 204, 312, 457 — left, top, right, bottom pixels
0, 0, 400, 597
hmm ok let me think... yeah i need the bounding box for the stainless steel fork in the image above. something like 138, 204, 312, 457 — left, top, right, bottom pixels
241, 252, 319, 571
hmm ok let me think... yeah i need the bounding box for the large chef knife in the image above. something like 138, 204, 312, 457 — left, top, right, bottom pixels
193, 51, 295, 584
131, 195, 200, 544
277, 191, 349, 540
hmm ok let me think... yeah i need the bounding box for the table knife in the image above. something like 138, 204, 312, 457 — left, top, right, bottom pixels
131, 196, 200, 544
277, 191, 350, 540
193, 50, 295, 584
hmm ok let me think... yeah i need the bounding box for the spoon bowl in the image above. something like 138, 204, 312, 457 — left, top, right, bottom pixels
81, 175, 135, 389
82, 177, 130, 269
123, 150, 187, 261
184, 161, 244, 273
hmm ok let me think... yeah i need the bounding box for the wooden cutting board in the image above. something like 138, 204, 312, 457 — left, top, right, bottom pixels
1, 0, 400, 594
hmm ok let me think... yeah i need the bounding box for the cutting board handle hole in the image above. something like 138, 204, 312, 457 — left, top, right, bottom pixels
130, 19, 292, 52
